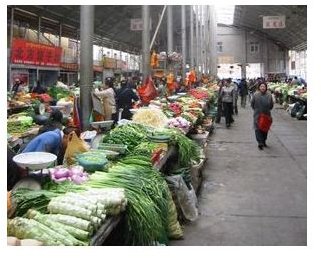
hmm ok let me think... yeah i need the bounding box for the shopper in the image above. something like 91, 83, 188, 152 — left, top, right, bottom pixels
116, 78, 140, 120
250, 82, 274, 150
215, 80, 224, 124
233, 80, 239, 115
94, 77, 117, 123
239, 78, 248, 108
220, 78, 236, 128
21, 127, 78, 165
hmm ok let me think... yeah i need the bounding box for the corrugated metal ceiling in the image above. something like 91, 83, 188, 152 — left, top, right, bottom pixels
8, 5, 307, 54
233, 5, 307, 51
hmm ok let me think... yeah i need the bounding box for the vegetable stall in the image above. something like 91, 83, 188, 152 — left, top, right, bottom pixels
7, 82, 220, 246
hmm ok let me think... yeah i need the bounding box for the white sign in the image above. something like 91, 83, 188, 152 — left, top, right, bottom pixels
130, 19, 143, 31
263, 16, 286, 29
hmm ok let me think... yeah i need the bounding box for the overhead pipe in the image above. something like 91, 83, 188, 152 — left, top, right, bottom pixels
150, 5, 167, 50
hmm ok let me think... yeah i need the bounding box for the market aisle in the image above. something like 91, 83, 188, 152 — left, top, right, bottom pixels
170, 102, 307, 246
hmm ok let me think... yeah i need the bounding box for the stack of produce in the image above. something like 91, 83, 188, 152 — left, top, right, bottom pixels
168, 103, 183, 116
8, 188, 127, 246
189, 88, 209, 100
167, 117, 191, 134
153, 128, 201, 167
7, 114, 34, 135
102, 123, 149, 152
80, 156, 183, 245
132, 107, 168, 128
49, 165, 89, 184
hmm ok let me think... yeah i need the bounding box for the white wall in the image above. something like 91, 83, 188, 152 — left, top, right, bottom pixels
216, 25, 289, 77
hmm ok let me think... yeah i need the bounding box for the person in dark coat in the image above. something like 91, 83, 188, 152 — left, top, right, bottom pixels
116, 78, 139, 120
239, 78, 248, 108
215, 80, 224, 124
32, 80, 47, 94
37, 110, 64, 135
250, 82, 274, 150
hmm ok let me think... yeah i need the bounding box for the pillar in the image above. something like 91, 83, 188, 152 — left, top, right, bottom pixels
80, 5, 94, 130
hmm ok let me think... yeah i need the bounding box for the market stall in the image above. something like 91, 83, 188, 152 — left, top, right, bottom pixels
7, 81, 220, 246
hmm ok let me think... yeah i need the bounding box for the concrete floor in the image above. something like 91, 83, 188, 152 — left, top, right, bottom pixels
170, 102, 307, 246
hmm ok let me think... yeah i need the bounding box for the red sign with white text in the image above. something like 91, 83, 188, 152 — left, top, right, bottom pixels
11, 38, 62, 67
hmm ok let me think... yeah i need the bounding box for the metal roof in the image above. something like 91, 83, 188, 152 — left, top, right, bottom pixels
8, 5, 189, 55
8, 5, 307, 54
233, 5, 307, 51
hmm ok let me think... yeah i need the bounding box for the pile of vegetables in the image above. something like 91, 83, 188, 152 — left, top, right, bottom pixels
11, 189, 59, 217
132, 141, 158, 157
132, 107, 168, 128
103, 123, 149, 151
47, 86, 71, 100
189, 88, 209, 100
168, 103, 183, 116
154, 128, 200, 167
8, 188, 127, 245
181, 111, 198, 124
49, 165, 89, 184
167, 117, 191, 134
76, 152, 108, 172
78, 156, 183, 245
7, 115, 34, 135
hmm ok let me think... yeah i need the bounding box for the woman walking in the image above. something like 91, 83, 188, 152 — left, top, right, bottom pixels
220, 78, 236, 128
250, 82, 274, 150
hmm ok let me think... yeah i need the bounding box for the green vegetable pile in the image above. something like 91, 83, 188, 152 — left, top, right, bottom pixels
81, 155, 183, 245
47, 86, 70, 100
103, 123, 150, 151
11, 188, 59, 217
132, 141, 158, 157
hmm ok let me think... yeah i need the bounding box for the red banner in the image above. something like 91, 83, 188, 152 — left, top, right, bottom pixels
11, 38, 62, 67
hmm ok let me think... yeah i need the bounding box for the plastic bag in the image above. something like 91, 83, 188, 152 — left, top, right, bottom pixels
257, 113, 272, 133
166, 175, 198, 222
63, 131, 89, 166
137, 76, 158, 105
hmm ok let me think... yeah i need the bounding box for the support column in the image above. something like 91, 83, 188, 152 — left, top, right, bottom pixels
241, 30, 247, 79
80, 5, 94, 130
190, 5, 194, 69
142, 5, 151, 81
195, 5, 199, 73
58, 23, 62, 77
8, 7, 14, 90
181, 5, 186, 78
167, 5, 173, 54
200, 6, 204, 74
76, 30, 80, 81
211, 5, 218, 77
37, 16, 41, 82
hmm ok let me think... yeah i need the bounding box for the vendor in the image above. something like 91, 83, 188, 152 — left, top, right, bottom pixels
94, 77, 117, 123
11, 79, 23, 96
32, 80, 47, 94
21, 127, 78, 165
37, 109, 64, 135
116, 77, 139, 120
7, 146, 23, 191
